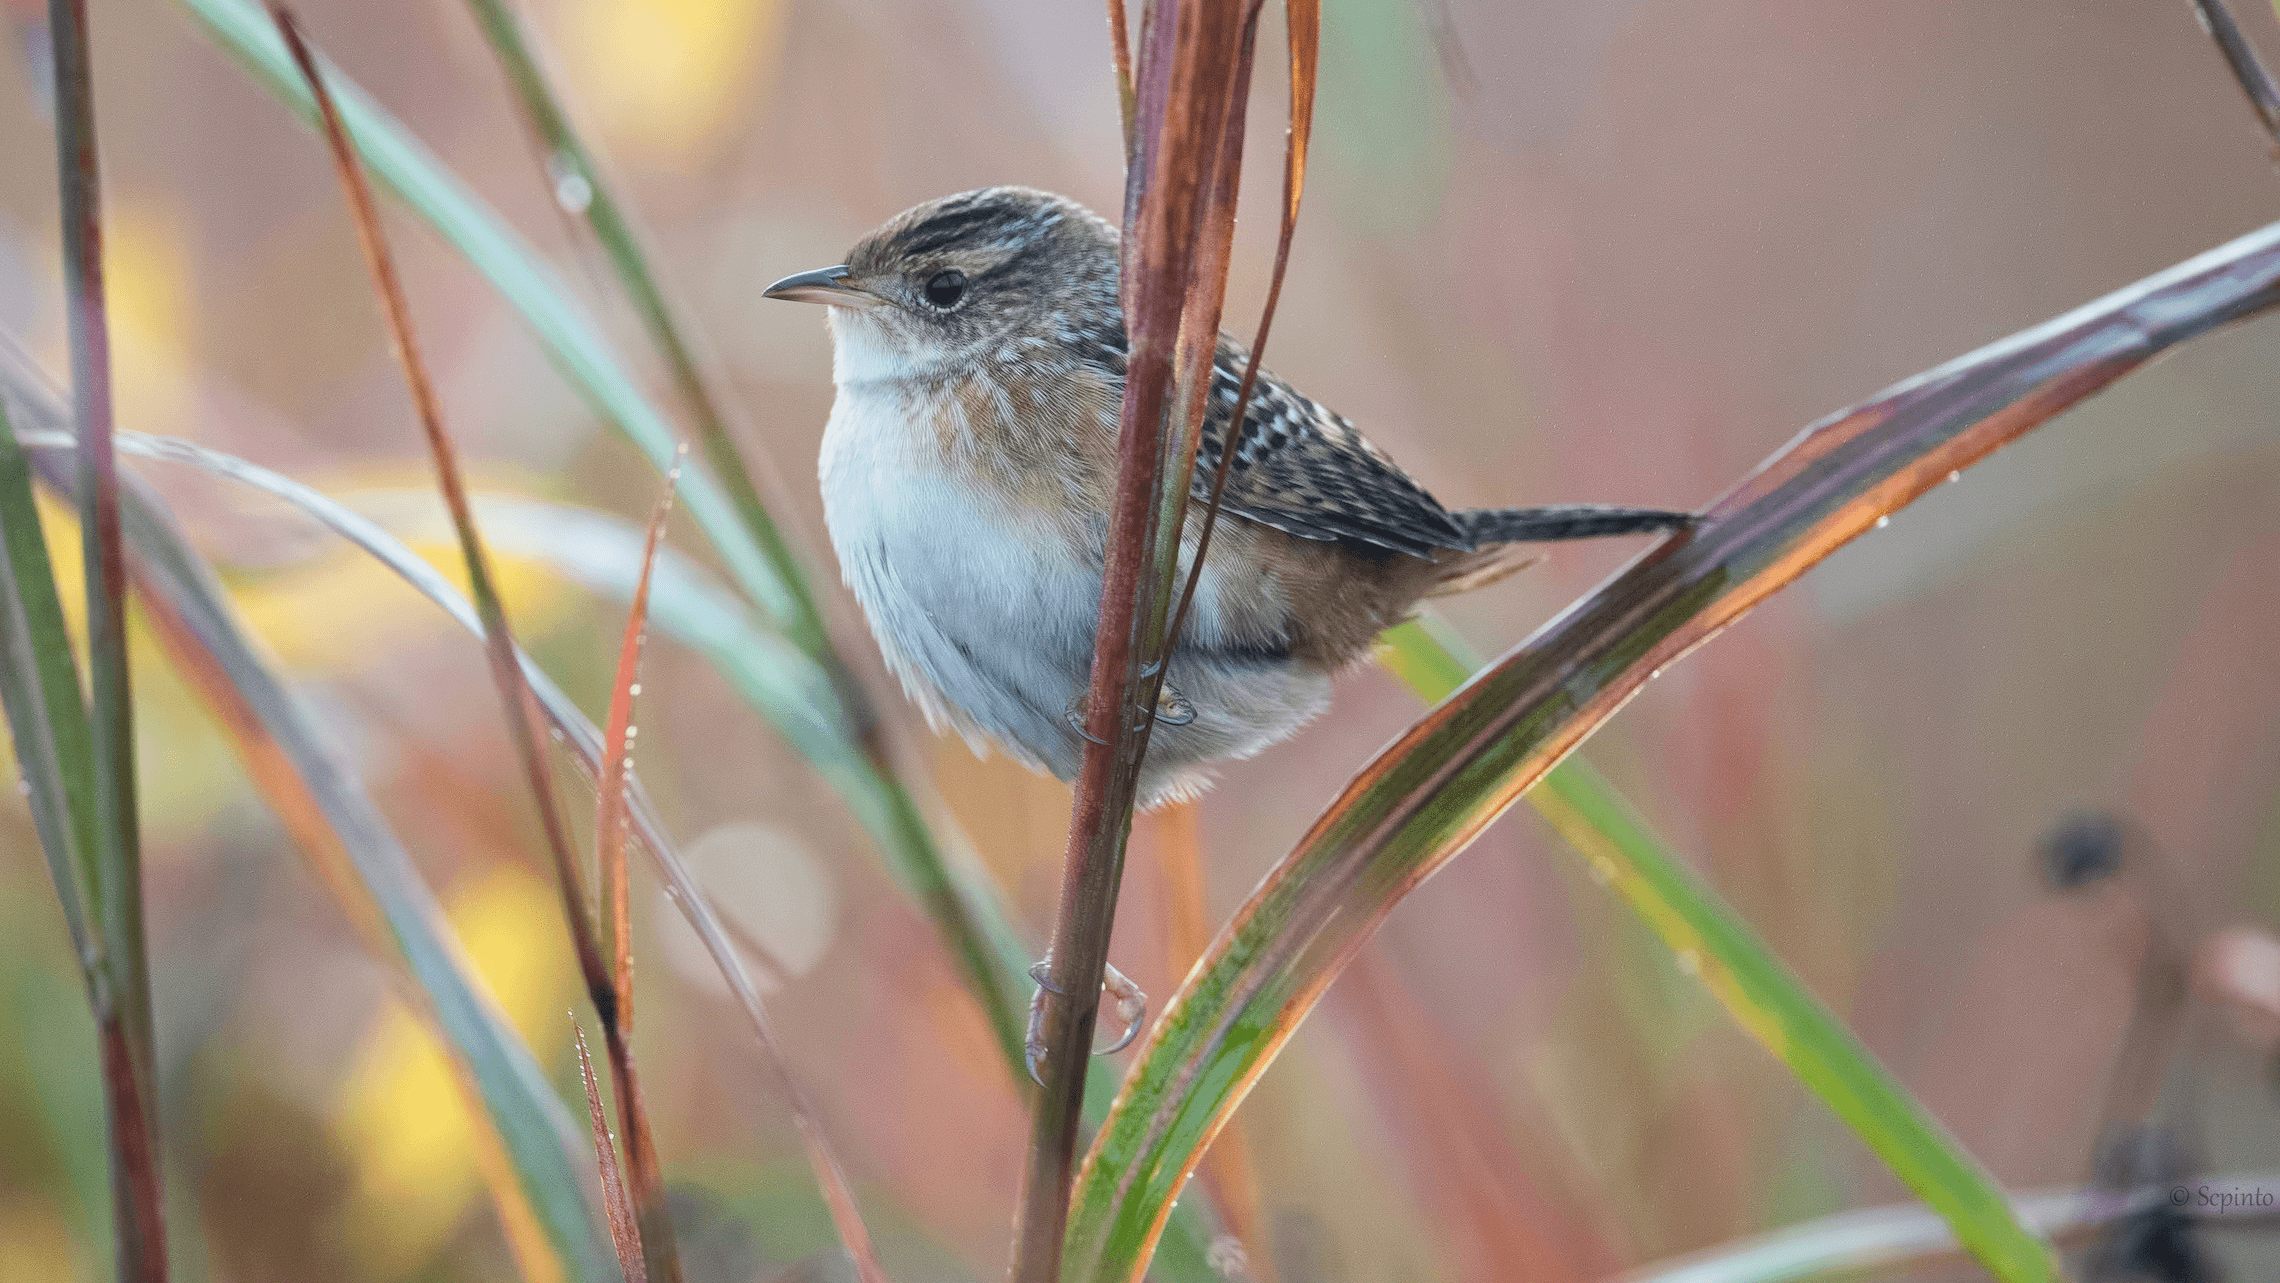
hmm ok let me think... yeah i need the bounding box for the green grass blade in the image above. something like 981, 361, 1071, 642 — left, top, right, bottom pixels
171, 0, 1032, 1069
0, 368, 613, 1283
1381, 617, 2052, 1283
0, 400, 102, 977
4, 414, 1218, 1276
1623, 1171, 2277, 1283
1061, 214, 2280, 1283
457, 0, 832, 665
124, 497, 614, 1283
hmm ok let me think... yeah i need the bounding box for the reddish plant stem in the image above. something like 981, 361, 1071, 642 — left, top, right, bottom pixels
1010, 0, 1261, 1275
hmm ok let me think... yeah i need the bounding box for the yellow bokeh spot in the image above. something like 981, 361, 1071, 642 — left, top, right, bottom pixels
0, 1201, 86, 1282
332, 862, 578, 1278
229, 535, 576, 676
556, 0, 784, 162
104, 201, 196, 438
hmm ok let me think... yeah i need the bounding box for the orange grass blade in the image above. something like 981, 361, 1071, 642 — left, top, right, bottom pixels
273, 13, 887, 1279
593, 452, 685, 1283
598, 450, 684, 1032
268, 3, 613, 1025
1147, 805, 1265, 1275
576, 1024, 648, 1283
1067, 214, 2280, 1282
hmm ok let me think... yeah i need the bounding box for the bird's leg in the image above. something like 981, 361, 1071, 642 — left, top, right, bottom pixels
1026, 955, 1152, 1085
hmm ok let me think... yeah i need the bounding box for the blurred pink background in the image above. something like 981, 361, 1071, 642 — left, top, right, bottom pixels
2, 0, 2278, 1278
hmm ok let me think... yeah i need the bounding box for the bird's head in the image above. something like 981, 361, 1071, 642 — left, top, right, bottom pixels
765, 187, 1121, 385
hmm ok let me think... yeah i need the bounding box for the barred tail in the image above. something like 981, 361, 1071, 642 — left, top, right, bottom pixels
1453, 504, 1693, 547
1426, 504, 1693, 597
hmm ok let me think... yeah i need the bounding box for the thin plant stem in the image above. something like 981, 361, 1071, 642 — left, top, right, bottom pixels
49, 0, 165, 1275
457, 0, 835, 668
2192, 0, 2280, 161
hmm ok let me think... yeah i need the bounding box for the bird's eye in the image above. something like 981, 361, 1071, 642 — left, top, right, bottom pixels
923, 269, 967, 310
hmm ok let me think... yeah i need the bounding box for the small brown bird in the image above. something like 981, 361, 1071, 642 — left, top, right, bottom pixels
768, 187, 1687, 807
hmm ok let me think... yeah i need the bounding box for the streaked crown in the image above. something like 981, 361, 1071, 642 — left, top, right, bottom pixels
820, 187, 1123, 382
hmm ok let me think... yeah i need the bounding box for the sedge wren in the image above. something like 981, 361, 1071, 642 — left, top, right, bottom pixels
768, 187, 1688, 807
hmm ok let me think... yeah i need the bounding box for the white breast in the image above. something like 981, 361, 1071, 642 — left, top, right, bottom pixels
818, 384, 1099, 778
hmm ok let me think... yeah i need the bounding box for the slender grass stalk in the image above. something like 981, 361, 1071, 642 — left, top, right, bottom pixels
1012, 2, 1264, 1275
273, 12, 888, 1279
269, 0, 608, 1036
2191, 0, 2280, 159
174, 0, 1029, 1069
456, 0, 832, 669
48, 0, 166, 1274
1159, 0, 1317, 691
1106, 0, 1136, 161
278, 13, 671, 1279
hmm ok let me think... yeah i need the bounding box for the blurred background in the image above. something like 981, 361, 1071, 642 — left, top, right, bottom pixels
2, 0, 2279, 1278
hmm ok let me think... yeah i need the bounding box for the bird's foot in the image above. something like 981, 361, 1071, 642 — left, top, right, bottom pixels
1025, 955, 1150, 1086
1152, 683, 1196, 725
1063, 683, 1197, 739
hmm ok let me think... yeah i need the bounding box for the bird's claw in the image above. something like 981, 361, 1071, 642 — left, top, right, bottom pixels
1025, 955, 1150, 1086
1153, 683, 1196, 726
1063, 695, 1112, 745
1063, 684, 1197, 740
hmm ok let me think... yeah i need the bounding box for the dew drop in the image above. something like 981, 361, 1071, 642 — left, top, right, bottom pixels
1947, 470, 1961, 484
628, 682, 642, 697
1648, 667, 1662, 681
547, 153, 594, 214
1874, 515, 1890, 530
625, 725, 639, 740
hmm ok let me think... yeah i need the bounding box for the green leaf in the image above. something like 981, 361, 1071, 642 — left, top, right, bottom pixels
0, 400, 102, 985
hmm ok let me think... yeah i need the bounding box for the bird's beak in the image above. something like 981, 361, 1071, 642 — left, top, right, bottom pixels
763, 265, 881, 309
